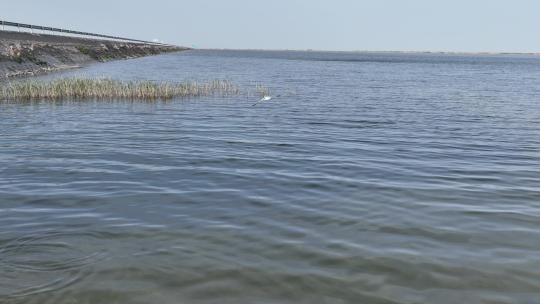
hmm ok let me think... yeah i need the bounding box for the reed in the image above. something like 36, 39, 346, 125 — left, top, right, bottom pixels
0, 78, 241, 100
255, 84, 271, 97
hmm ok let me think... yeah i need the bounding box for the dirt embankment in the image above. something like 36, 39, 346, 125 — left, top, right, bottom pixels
0, 31, 186, 78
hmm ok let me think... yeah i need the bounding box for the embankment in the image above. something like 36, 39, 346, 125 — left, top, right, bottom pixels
0, 31, 186, 78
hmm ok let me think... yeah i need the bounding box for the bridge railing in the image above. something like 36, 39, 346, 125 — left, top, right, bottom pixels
0, 20, 171, 46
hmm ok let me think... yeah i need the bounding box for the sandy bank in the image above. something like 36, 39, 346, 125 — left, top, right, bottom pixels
0, 31, 186, 78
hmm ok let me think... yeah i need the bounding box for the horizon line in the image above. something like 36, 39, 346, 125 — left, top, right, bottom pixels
194, 47, 540, 56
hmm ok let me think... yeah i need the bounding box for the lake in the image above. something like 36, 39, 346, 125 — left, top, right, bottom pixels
1, 50, 540, 304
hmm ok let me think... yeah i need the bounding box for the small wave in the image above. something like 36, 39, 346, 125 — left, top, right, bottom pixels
0, 231, 107, 299
306, 119, 395, 129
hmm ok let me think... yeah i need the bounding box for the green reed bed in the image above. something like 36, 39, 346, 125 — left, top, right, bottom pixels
0, 78, 241, 100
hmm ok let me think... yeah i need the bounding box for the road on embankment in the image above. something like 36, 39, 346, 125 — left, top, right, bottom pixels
0, 31, 187, 78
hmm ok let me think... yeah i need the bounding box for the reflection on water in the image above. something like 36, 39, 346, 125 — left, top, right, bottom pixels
1, 50, 540, 303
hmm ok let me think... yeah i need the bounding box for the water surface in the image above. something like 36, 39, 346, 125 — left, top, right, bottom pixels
1, 50, 540, 304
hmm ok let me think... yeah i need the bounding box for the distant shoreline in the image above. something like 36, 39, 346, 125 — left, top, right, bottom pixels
200, 48, 540, 56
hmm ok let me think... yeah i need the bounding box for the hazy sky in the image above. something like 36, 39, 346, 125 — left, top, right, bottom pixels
2, 0, 539, 52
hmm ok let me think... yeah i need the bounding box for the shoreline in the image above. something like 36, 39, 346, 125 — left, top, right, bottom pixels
201, 47, 540, 56
0, 31, 187, 79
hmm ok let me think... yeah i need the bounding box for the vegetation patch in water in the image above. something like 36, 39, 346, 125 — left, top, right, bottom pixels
0, 78, 241, 100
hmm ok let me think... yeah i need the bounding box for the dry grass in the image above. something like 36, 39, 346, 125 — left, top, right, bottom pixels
0, 78, 241, 100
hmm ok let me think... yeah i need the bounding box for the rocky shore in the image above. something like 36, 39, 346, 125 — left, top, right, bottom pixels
0, 31, 186, 78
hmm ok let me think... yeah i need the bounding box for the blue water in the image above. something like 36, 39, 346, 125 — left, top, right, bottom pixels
1, 50, 540, 304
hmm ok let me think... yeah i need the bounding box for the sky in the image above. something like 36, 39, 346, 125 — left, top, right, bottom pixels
2, 0, 540, 52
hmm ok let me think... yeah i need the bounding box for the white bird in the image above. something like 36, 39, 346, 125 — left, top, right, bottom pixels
252, 95, 272, 106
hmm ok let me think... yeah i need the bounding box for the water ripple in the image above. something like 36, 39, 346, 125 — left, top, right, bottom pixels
2, 50, 540, 303
0, 231, 107, 299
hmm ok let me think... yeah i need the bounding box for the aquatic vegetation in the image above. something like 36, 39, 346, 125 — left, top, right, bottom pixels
0, 78, 241, 100
255, 84, 271, 98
